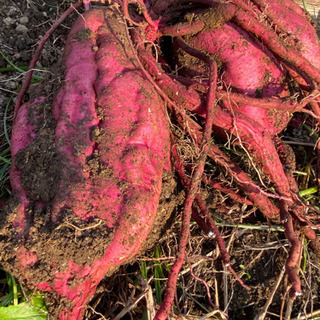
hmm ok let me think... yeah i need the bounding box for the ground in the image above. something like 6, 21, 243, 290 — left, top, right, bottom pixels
1, 1, 320, 320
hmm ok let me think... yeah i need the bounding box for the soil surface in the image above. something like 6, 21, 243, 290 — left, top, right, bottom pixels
1, 1, 320, 320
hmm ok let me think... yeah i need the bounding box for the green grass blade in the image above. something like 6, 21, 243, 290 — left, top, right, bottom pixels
0, 148, 10, 156
0, 163, 10, 181
0, 50, 26, 74
0, 66, 46, 73
154, 266, 162, 305
299, 186, 318, 197
0, 156, 11, 165
140, 260, 148, 280
302, 0, 307, 12
303, 123, 319, 140
142, 311, 148, 320
302, 239, 308, 272
0, 292, 13, 307
153, 246, 164, 305
3, 94, 14, 146
0, 50, 42, 81
10, 276, 18, 306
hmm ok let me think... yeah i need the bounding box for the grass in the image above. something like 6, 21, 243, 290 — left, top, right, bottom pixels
139, 245, 166, 312
0, 50, 43, 82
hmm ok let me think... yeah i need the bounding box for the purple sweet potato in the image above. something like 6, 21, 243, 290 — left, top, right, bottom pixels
181, 19, 290, 135
1, 7, 171, 320
173, 14, 295, 207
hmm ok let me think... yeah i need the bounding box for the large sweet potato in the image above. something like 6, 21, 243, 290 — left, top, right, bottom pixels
0, 7, 171, 320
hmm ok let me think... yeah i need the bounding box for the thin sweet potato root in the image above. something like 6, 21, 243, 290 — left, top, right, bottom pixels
0, 7, 171, 320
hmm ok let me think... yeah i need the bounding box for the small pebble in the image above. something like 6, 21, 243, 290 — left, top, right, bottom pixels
8, 6, 19, 17
207, 231, 216, 238
13, 53, 22, 60
19, 16, 29, 25
20, 51, 30, 61
5, 80, 17, 90
16, 24, 29, 33
4, 17, 15, 26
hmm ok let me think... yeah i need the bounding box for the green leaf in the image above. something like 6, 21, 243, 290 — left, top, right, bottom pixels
0, 50, 42, 81
0, 303, 47, 319
30, 296, 46, 311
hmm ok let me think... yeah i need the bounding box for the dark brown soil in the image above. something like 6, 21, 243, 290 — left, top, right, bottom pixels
1, 1, 320, 320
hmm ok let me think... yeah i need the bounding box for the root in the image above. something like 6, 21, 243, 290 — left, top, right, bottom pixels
202, 175, 253, 205
123, 0, 146, 27
154, 51, 217, 320
172, 145, 250, 291
280, 204, 302, 297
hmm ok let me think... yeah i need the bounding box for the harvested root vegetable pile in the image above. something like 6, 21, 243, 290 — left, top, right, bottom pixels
1, 0, 320, 319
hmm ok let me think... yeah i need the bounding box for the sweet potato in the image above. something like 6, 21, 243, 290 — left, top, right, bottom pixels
177, 16, 295, 192
179, 18, 289, 133
3, 0, 320, 318
172, 6, 307, 296
0, 7, 171, 320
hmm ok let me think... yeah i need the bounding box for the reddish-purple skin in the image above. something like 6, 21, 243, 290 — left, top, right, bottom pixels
186, 21, 290, 136
9, 8, 170, 320
10, 97, 45, 232
181, 20, 294, 200
253, 0, 320, 70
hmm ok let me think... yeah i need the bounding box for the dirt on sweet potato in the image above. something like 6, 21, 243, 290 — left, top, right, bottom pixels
0, 11, 177, 317
0, 63, 177, 311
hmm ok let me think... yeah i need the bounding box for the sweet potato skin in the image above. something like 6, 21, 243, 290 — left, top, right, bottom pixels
2, 8, 171, 320
183, 20, 289, 136
10, 97, 46, 231
177, 18, 293, 195
253, 0, 320, 69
